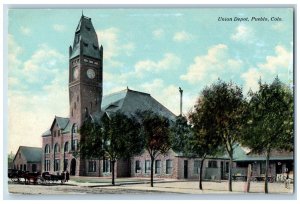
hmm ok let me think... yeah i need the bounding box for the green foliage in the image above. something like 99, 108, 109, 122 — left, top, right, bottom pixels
171, 115, 193, 156
8, 152, 15, 169
242, 77, 294, 153
241, 77, 293, 194
102, 111, 144, 160
195, 80, 247, 191
137, 110, 172, 157
137, 110, 172, 187
79, 121, 104, 160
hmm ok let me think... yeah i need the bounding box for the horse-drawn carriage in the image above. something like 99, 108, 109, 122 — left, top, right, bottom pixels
8, 169, 69, 185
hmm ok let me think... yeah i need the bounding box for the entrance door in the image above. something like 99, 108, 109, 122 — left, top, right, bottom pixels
184, 160, 188, 179
32, 164, 37, 172
70, 158, 76, 176
220, 161, 224, 180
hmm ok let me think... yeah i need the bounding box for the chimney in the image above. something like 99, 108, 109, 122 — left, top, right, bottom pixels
179, 87, 183, 116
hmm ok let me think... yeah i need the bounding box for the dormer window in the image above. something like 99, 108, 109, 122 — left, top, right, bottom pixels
75, 34, 80, 43
85, 26, 91, 31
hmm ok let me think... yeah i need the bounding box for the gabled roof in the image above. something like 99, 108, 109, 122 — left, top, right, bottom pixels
50, 116, 70, 130
101, 88, 176, 121
42, 116, 71, 137
14, 146, 42, 163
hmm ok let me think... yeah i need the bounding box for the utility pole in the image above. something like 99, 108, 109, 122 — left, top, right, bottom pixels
179, 87, 183, 116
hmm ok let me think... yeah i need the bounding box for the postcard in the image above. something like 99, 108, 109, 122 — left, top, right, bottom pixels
5, 6, 294, 198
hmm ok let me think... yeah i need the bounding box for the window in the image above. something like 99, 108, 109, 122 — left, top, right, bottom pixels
76, 34, 80, 43
24, 164, 27, 171
20, 164, 23, 171
44, 159, 50, 171
166, 160, 173, 174
64, 159, 68, 171
260, 162, 266, 174
58, 130, 61, 136
72, 124, 78, 133
88, 161, 97, 172
194, 160, 201, 174
72, 139, 78, 151
208, 160, 218, 168
155, 160, 161, 174
64, 142, 69, 153
53, 130, 56, 137
225, 162, 229, 173
54, 159, 60, 171
32, 164, 37, 172
45, 144, 50, 154
145, 160, 151, 173
54, 143, 60, 153
103, 159, 111, 173
135, 160, 141, 173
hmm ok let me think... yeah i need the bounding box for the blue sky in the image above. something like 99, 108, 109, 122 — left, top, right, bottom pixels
8, 8, 293, 153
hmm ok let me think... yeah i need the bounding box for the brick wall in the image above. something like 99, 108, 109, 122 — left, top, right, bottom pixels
131, 150, 179, 179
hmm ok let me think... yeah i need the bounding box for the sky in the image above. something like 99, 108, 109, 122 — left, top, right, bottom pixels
7, 8, 294, 153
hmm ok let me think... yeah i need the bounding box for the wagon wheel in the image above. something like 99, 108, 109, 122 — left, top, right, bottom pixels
36, 176, 43, 185
11, 177, 19, 183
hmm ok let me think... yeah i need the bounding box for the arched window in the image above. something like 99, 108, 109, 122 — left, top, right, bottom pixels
54, 143, 60, 153
45, 144, 50, 154
64, 142, 69, 153
72, 124, 78, 133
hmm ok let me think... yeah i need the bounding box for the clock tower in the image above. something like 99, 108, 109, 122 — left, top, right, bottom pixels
69, 14, 103, 127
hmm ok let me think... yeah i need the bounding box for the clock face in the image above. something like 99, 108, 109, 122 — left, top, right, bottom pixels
87, 68, 96, 79
73, 68, 79, 80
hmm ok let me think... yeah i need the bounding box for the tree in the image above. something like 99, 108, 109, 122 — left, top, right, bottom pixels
79, 112, 143, 185
8, 152, 15, 169
101, 111, 143, 185
137, 110, 172, 187
187, 95, 224, 190
242, 77, 293, 193
79, 120, 105, 177
198, 80, 247, 191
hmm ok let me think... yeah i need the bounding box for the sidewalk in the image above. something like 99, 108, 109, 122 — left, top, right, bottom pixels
65, 177, 294, 194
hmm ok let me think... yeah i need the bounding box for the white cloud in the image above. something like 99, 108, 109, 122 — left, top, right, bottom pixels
173, 31, 193, 42
241, 45, 293, 93
272, 22, 286, 32
241, 68, 261, 93
23, 44, 65, 83
9, 84, 68, 153
181, 44, 243, 84
135, 53, 180, 76
231, 25, 254, 42
258, 45, 292, 74
53, 24, 66, 32
140, 79, 197, 116
8, 34, 22, 72
153, 29, 164, 39
8, 43, 68, 153
97, 27, 135, 68
20, 26, 31, 36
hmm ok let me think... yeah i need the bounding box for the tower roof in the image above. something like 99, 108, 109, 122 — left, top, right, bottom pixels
70, 15, 101, 60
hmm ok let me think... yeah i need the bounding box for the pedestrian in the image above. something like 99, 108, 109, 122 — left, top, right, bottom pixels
66, 170, 70, 182
284, 168, 290, 189
61, 171, 65, 184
